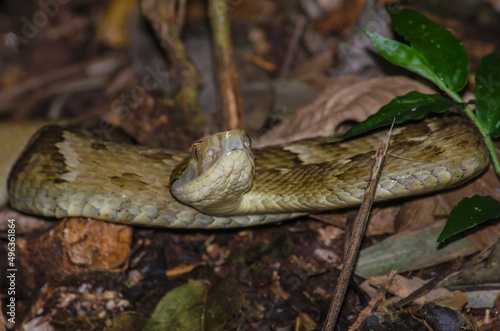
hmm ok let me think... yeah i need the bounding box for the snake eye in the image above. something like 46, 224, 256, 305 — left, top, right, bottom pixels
193, 146, 204, 161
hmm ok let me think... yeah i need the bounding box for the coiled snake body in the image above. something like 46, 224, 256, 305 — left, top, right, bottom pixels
8, 117, 490, 228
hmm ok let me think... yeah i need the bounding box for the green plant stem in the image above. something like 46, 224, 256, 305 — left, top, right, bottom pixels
444, 88, 500, 175
464, 106, 500, 174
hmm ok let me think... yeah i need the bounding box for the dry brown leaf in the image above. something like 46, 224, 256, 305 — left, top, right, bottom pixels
255, 75, 434, 146
369, 274, 454, 305
434, 291, 468, 311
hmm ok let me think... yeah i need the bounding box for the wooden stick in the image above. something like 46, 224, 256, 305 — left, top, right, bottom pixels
208, 0, 245, 130
322, 122, 394, 330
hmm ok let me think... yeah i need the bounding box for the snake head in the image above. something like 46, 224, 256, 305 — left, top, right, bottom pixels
170, 129, 255, 215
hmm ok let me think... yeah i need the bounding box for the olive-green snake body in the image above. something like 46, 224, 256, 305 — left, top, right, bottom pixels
7, 117, 489, 228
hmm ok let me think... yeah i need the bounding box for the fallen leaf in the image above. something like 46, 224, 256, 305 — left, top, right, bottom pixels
256, 75, 434, 146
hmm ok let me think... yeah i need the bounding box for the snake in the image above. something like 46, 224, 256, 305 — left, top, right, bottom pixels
7, 116, 490, 229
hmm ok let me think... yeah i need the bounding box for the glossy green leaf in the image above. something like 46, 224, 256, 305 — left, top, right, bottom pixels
364, 30, 440, 86
389, 9, 469, 92
340, 91, 460, 139
143, 281, 206, 331
475, 51, 500, 136
437, 195, 500, 242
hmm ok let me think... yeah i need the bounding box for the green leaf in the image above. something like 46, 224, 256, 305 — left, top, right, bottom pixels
340, 91, 460, 139
143, 281, 206, 331
475, 51, 500, 136
389, 9, 469, 92
143, 278, 245, 331
364, 30, 441, 87
437, 195, 500, 242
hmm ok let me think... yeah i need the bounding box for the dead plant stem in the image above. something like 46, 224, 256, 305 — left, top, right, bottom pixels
322, 126, 392, 330
208, 0, 245, 130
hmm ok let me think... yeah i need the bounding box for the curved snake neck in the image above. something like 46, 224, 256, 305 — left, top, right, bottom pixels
8, 117, 490, 229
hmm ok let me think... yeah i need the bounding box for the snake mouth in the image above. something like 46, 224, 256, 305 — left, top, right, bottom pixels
226, 130, 249, 151
170, 129, 255, 212
226, 129, 254, 167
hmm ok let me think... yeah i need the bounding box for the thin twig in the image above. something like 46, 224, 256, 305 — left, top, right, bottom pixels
349, 270, 397, 331
371, 269, 397, 312
322, 120, 395, 330
208, 0, 245, 130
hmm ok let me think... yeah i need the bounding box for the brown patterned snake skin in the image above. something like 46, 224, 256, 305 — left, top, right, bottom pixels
7, 117, 490, 229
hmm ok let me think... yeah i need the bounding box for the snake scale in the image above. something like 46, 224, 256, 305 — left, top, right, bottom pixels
7, 116, 490, 229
